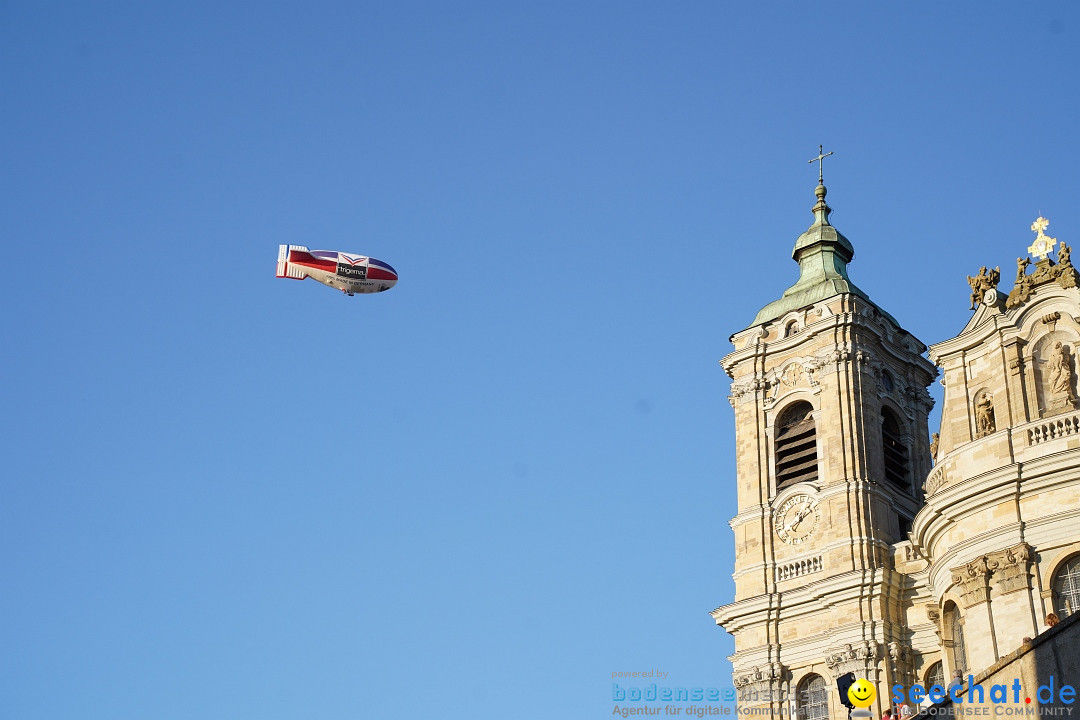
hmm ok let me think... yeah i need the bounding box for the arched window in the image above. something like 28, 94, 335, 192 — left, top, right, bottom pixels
775, 402, 818, 491
1052, 554, 1080, 618
945, 603, 968, 675
881, 370, 895, 393
925, 661, 945, 690
797, 674, 828, 720
882, 408, 910, 491
785, 320, 799, 337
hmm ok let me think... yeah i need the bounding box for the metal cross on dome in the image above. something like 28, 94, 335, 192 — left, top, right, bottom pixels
809, 145, 833, 185
1028, 216, 1057, 261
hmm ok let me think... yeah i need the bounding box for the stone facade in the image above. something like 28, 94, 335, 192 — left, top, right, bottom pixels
712, 193, 1080, 720
911, 609, 1080, 718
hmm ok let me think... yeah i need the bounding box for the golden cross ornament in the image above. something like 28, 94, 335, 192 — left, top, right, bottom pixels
1028, 216, 1057, 261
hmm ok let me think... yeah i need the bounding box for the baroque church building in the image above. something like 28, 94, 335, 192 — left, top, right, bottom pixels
710, 176, 1080, 720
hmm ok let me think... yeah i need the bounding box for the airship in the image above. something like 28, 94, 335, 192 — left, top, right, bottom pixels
276, 244, 398, 296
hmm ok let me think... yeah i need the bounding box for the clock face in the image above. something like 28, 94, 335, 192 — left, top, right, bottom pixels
775, 494, 820, 545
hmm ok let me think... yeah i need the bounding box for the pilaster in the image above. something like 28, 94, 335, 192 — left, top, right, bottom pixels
950, 556, 997, 670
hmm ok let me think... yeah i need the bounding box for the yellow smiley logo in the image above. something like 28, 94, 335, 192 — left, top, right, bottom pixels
848, 678, 876, 708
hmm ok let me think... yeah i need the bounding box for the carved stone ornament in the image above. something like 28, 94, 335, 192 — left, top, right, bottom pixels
888, 642, 915, 689
949, 544, 1034, 607
1060, 242, 1078, 289
929, 432, 940, 464
926, 604, 943, 641
974, 392, 996, 438
951, 556, 992, 608
765, 362, 821, 405
924, 465, 947, 495
1044, 341, 1078, 413
988, 543, 1034, 595
1006, 218, 1078, 308
729, 375, 768, 405
967, 266, 1001, 310
732, 662, 786, 697
825, 641, 879, 678
1015, 256, 1033, 283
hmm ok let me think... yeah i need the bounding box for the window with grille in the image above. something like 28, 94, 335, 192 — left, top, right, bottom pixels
925, 661, 944, 689
1053, 554, 1080, 618
947, 604, 968, 674
882, 408, 910, 491
798, 674, 828, 720
775, 402, 818, 491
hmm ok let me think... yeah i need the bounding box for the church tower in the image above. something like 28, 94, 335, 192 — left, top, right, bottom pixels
711, 167, 937, 720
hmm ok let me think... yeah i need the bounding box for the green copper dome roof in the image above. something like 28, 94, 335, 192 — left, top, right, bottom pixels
750, 183, 896, 327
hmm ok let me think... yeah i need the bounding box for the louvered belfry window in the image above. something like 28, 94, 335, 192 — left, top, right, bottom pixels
881, 409, 910, 490
775, 402, 818, 490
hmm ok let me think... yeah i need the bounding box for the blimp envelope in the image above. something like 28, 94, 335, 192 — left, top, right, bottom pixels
276, 244, 397, 296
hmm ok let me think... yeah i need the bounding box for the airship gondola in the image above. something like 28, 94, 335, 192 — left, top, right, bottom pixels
276, 244, 398, 296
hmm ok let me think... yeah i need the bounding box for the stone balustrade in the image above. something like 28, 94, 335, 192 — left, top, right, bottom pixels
775, 555, 823, 582
1027, 412, 1080, 445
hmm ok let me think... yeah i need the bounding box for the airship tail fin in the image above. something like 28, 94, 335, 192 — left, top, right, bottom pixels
276, 244, 309, 280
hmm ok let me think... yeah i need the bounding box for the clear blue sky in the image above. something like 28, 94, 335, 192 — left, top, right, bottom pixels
3, 3, 1079, 718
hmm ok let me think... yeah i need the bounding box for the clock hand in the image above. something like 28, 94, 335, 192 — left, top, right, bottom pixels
788, 506, 812, 532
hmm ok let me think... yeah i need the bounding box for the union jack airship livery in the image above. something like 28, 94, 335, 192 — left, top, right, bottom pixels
276, 245, 398, 296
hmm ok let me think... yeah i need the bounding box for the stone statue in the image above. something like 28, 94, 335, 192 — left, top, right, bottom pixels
929, 432, 939, 464
1047, 341, 1075, 400
1009, 218, 1078, 305
967, 265, 1001, 310
975, 392, 995, 437
1007, 257, 1035, 308
968, 267, 986, 309
1015, 256, 1031, 283
1058, 243, 1078, 289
